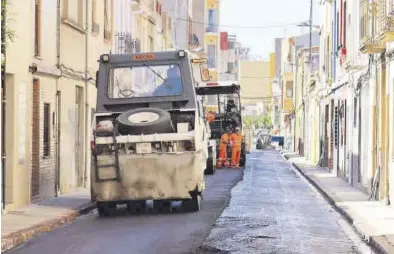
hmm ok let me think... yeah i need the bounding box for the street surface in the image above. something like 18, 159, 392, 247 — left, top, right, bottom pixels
6, 170, 242, 254
6, 149, 375, 254
200, 149, 374, 254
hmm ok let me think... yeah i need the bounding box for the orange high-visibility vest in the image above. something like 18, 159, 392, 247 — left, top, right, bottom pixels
230, 133, 243, 150
219, 133, 229, 150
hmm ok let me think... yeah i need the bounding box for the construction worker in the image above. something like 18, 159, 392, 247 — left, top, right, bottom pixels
230, 127, 243, 168
206, 110, 215, 123
216, 128, 232, 168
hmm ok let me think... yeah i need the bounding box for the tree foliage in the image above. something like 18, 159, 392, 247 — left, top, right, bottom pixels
1, 0, 15, 65
242, 114, 273, 130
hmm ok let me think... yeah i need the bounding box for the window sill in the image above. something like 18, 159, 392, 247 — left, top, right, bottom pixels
92, 31, 99, 37
62, 19, 86, 34
42, 156, 51, 160
34, 55, 43, 60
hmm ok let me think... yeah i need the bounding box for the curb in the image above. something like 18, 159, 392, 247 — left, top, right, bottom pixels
1, 202, 96, 253
289, 161, 393, 254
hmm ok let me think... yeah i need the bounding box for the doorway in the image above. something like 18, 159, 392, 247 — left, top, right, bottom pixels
75, 86, 84, 187
31, 79, 40, 199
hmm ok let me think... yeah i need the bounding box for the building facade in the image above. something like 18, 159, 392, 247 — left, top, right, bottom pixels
205, 0, 220, 81
273, 0, 394, 207
162, 0, 192, 50
3, 0, 113, 211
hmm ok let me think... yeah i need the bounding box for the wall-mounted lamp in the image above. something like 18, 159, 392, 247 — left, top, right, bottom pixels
29, 65, 37, 73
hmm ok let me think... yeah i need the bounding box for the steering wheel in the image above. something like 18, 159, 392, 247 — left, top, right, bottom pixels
118, 89, 135, 98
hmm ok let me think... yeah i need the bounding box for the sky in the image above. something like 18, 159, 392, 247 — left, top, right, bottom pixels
219, 0, 321, 60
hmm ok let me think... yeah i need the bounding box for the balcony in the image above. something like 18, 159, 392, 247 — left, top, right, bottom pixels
376, 0, 394, 43
114, 32, 136, 54
359, 0, 385, 54
130, 0, 141, 11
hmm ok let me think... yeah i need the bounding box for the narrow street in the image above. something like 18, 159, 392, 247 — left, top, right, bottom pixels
200, 149, 374, 254
5, 149, 375, 254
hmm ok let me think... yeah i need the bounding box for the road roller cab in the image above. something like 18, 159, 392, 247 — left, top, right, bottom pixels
91, 51, 210, 216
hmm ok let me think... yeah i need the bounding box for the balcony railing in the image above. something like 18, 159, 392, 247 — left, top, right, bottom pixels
114, 32, 136, 54
359, 0, 385, 53
377, 0, 394, 39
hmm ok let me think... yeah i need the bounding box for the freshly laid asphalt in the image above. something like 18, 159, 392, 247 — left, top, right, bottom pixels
200, 149, 374, 254
7, 149, 375, 254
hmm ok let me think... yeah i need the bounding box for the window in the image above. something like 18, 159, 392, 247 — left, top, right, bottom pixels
360, 0, 368, 39
207, 95, 217, 105
104, 0, 111, 40
353, 97, 357, 127
187, 18, 193, 45
207, 9, 217, 33
207, 45, 217, 68
92, 0, 99, 34
63, 0, 84, 28
286, 81, 293, 98
34, 0, 41, 56
228, 62, 235, 73
108, 65, 183, 98
334, 106, 339, 148
343, 1, 347, 48
149, 36, 154, 51
43, 103, 51, 156
336, 11, 339, 48
149, 0, 154, 10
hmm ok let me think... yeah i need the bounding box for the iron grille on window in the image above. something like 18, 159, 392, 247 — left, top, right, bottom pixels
43, 103, 51, 156
334, 106, 339, 148
189, 34, 200, 46
115, 32, 136, 54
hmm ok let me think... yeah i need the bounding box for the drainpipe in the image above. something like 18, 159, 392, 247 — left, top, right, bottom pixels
83, 0, 89, 188
1, 0, 7, 210
55, 0, 61, 197
293, 40, 297, 152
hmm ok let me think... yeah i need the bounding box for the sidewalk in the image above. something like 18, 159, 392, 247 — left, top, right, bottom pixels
284, 153, 394, 254
1, 188, 95, 253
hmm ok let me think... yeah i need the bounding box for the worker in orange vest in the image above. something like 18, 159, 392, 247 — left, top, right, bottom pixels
230, 126, 243, 168
216, 128, 232, 168
206, 110, 215, 123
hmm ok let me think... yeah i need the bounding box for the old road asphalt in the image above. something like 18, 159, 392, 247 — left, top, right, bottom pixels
6, 150, 376, 254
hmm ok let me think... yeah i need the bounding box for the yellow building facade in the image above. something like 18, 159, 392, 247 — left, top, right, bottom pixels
4, 0, 113, 210
359, 0, 393, 202
239, 60, 271, 106
205, 0, 219, 82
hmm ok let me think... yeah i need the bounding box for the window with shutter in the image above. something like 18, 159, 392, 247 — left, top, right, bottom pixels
207, 45, 217, 68
354, 97, 357, 127
62, 0, 84, 28
334, 106, 339, 148
286, 81, 293, 98
92, 0, 99, 34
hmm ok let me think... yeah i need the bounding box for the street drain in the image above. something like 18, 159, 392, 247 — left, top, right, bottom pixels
250, 235, 276, 239
196, 245, 231, 254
